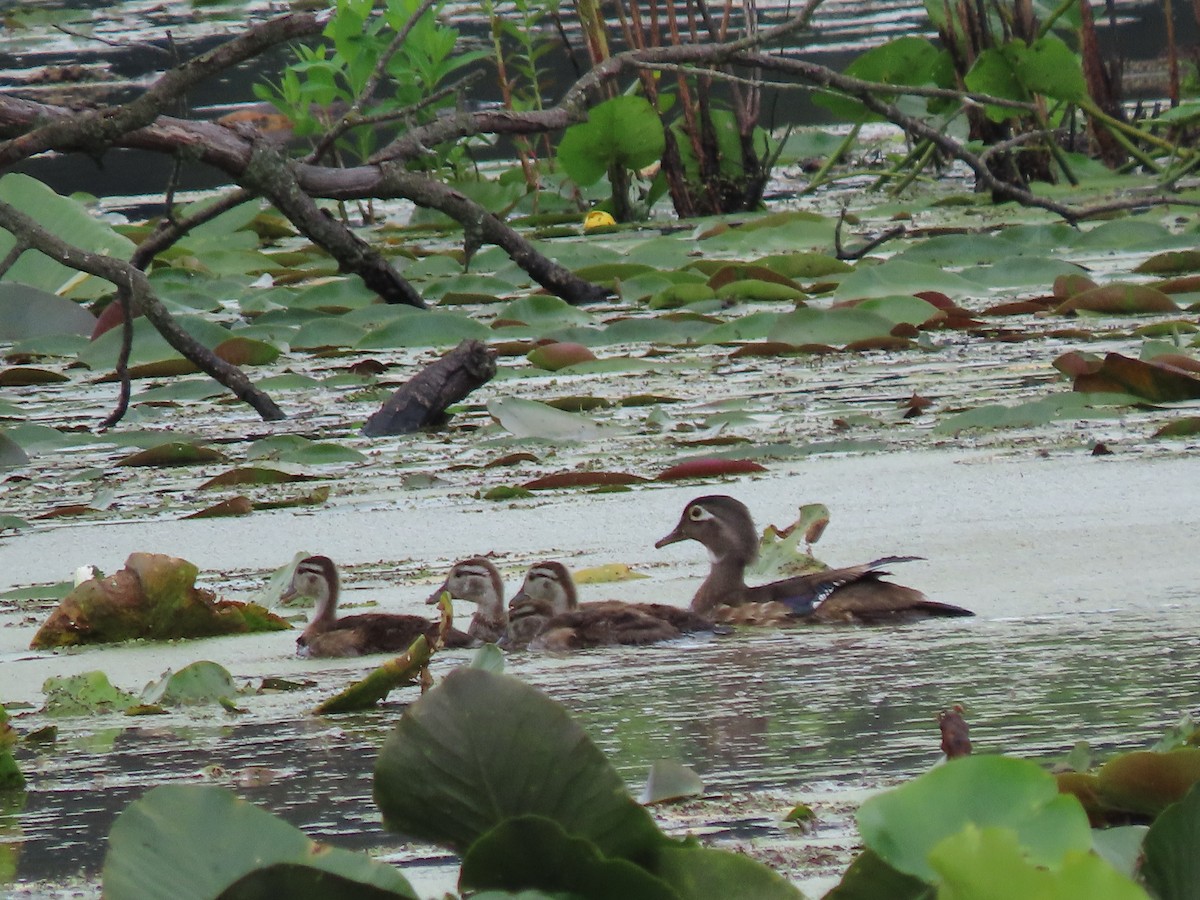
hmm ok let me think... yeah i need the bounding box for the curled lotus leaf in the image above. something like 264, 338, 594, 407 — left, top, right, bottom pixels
657, 457, 768, 481
117, 442, 225, 467
527, 342, 597, 371
0, 366, 69, 386
522, 471, 648, 490
1072, 353, 1200, 403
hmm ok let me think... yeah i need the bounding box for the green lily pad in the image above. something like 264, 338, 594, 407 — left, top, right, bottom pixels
102, 785, 418, 900
373, 668, 666, 860
498, 296, 596, 330
198, 467, 318, 489
291, 318, 368, 350
639, 760, 704, 805
356, 311, 491, 348
117, 442, 226, 467
0, 283, 97, 339
42, 671, 138, 716
857, 755, 1093, 883
141, 661, 239, 707
769, 307, 898, 346
488, 397, 607, 442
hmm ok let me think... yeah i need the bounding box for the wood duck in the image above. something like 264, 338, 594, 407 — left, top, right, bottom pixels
282, 555, 473, 658
425, 557, 507, 644
655, 495, 973, 623
505, 560, 717, 650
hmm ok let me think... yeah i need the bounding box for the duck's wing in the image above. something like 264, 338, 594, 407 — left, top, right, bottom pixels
538, 606, 682, 648
813, 580, 974, 623
627, 602, 717, 633
751, 556, 926, 615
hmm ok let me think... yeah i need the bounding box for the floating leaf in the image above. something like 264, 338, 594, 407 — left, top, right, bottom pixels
183, 497, 254, 519
0, 432, 29, 468
1135, 250, 1200, 275
715, 279, 806, 303
1056, 284, 1179, 315
102, 785, 418, 900
141, 661, 239, 707
1140, 782, 1200, 899
213, 336, 280, 366
573, 564, 648, 584
1073, 353, 1200, 403
498, 296, 596, 331
527, 342, 597, 371
356, 312, 491, 349
1153, 417, 1200, 438
769, 307, 899, 347
42, 671, 138, 716
522, 471, 647, 490
752, 252, 852, 279
0, 366, 68, 386
198, 467, 318, 489
1096, 749, 1200, 818
488, 397, 606, 442
639, 760, 704, 805
657, 457, 767, 480
117, 442, 225, 467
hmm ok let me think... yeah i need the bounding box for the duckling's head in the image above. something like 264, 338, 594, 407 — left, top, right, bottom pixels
513, 561, 577, 614
427, 557, 504, 610
655, 496, 759, 567
281, 555, 339, 612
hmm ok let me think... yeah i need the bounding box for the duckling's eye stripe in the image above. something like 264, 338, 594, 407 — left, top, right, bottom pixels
689, 506, 715, 521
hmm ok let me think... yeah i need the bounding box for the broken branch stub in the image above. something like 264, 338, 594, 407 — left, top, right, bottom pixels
362, 339, 497, 436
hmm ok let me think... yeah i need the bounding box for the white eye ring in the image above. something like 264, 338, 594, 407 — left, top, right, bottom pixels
688, 505, 714, 521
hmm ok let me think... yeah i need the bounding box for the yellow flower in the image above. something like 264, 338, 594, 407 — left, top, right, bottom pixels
583, 210, 616, 231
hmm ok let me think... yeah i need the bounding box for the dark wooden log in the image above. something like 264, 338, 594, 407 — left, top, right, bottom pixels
362, 339, 496, 436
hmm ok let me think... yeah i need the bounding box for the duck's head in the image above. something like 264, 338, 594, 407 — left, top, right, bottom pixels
655, 495, 759, 567
510, 561, 577, 615
427, 557, 504, 611
281, 555, 338, 611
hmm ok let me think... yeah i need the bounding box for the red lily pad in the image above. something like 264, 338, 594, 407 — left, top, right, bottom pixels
656, 457, 768, 481
1154, 275, 1200, 295
1072, 353, 1200, 402
213, 337, 280, 366
484, 452, 540, 468
1052, 351, 1102, 378
1055, 284, 1179, 315
522, 471, 648, 490
981, 299, 1056, 316
1052, 274, 1099, 299
34, 504, 96, 520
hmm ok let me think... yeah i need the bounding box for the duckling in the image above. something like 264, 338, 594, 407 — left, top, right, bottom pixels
505, 561, 717, 650
283, 555, 473, 658
655, 495, 973, 623
425, 557, 507, 644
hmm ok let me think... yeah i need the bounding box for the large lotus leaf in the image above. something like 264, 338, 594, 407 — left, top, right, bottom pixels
1056, 285, 1179, 315
833, 259, 980, 300
965, 257, 1088, 289
102, 785, 417, 900
648, 844, 804, 900
1096, 749, 1200, 818
498, 296, 597, 330
0, 283, 96, 339
488, 397, 606, 441
857, 755, 1092, 883
558, 96, 665, 186
141, 661, 238, 707
769, 307, 897, 346
1006, 35, 1087, 102
815, 36, 947, 122
0, 173, 134, 298
1140, 782, 1200, 899
928, 824, 1144, 900
356, 312, 490, 348
459, 816, 678, 900
373, 668, 666, 862
1072, 220, 1189, 253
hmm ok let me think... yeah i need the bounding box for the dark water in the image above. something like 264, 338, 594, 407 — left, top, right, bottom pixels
7, 609, 1199, 887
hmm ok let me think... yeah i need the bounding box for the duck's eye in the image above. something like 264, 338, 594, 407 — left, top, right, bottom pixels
688, 505, 711, 521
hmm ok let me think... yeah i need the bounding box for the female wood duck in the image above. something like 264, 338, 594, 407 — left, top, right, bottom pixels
283, 555, 474, 658
655, 495, 973, 623
505, 561, 717, 650
425, 557, 507, 644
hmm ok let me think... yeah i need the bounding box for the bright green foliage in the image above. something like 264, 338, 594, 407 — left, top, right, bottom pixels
966, 36, 1086, 122
558, 96, 666, 187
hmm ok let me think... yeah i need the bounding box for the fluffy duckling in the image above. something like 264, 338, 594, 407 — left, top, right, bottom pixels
505, 561, 717, 650
283, 555, 473, 658
425, 557, 507, 644
655, 495, 973, 624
